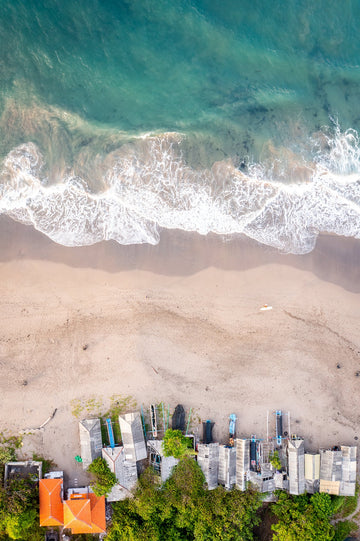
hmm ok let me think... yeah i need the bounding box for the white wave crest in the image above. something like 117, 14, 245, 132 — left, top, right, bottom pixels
0, 131, 360, 253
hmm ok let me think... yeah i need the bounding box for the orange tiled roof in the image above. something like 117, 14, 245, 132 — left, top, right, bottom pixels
63, 493, 106, 534
39, 478, 64, 527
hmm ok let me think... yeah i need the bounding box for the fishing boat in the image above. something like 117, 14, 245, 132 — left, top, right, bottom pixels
150, 404, 157, 438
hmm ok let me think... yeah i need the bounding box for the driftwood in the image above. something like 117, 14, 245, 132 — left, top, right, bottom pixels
20, 408, 57, 434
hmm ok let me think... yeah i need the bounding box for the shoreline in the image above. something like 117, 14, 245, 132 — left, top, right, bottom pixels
0, 216, 359, 291
0, 216, 359, 482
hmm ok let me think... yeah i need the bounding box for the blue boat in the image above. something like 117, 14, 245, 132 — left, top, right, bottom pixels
229, 414, 237, 440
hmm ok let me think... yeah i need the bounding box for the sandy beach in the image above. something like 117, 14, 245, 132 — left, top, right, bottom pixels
0, 216, 359, 484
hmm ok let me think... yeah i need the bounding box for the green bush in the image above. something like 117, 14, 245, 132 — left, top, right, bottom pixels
333, 520, 357, 541
107, 458, 262, 540
271, 491, 335, 540
88, 457, 117, 497
162, 429, 195, 459
0, 475, 39, 540
269, 451, 282, 471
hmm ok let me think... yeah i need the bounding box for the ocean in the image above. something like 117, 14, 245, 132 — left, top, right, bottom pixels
0, 0, 359, 253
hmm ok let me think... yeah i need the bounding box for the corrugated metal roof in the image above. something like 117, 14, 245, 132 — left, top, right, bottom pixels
287, 439, 305, 495
102, 446, 138, 492
197, 443, 219, 490
119, 412, 147, 462
79, 419, 102, 470
218, 446, 236, 489
235, 439, 249, 491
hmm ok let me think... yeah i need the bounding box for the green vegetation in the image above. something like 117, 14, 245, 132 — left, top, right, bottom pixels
71, 394, 137, 445
332, 483, 359, 518
32, 453, 56, 475
88, 457, 117, 497
107, 458, 262, 540
333, 520, 357, 541
0, 434, 22, 465
162, 429, 195, 459
271, 491, 335, 540
269, 451, 282, 471
102, 395, 137, 445
0, 476, 42, 540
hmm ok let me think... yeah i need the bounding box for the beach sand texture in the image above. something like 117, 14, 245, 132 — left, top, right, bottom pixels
0, 217, 359, 483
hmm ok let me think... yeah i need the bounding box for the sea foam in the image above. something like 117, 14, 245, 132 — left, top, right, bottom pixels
0, 129, 359, 254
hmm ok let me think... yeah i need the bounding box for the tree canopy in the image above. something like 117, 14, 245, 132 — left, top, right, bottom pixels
0, 476, 41, 540
162, 429, 195, 459
88, 457, 117, 497
107, 458, 262, 540
271, 491, 335, 541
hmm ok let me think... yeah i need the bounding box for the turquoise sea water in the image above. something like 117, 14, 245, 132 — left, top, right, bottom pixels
0, 0, 359, 252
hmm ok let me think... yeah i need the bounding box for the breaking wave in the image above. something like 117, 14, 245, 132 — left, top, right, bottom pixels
0, 127, 360, 254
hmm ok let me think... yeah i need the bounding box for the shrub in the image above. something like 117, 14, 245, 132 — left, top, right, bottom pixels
88, 457, 117, 497
162, 429, 195, 459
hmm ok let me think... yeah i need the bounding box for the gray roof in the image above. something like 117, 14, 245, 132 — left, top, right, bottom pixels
147, 440, 179, 483
287, 438, 305, 495
102, 446, 138, 491
235, 439, 250, 491
197, 443, 219, 490
119, 412, 147, 462
79, 418, 103, 470
218, 446, 236, 489
319, 446, 357, 497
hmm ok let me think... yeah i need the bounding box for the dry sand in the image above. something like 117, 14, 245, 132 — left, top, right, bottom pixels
0, 217, 359, 484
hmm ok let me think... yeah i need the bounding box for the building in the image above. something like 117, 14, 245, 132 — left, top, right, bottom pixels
39, 477, 106, 535
340, 446, 357, 496
304, 453, 320, 494
119, 412, 147, 462
287, 437, 305, 495
218, 446, 236, 489
64, 489, 106, 534
102, 446, 137, 501
147, 439, 179, 483
197, 443, 219, 490
319, 446, 357, 496
39, 478, 64, 527
79, 418, 103, 470
235, 439, 250, 491
4, 460, 42, 486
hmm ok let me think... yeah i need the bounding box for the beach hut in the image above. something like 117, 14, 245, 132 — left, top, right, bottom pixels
235, 438, 250, 491
218, 445, 236, 489
147, 439, 179, 482
340, 445, 357, 496
304, 453, 320, 494
197, 443, 219, 490
101, 446, 137, 501
78, 419, 102, 470
119, 412, 147, 462
287, 437, 305, 495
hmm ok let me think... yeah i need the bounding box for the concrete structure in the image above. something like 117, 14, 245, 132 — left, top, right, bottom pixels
4, 460, 42, 486
197, 443, 219, 490
119, 412, 147, 462
147, 440, 179, 483
340, 446, 357, 496
319, 446, 357, 496
218, 446, 236, 489
79, 418, 102, 470
287, 438, 305, 495
235, 439, 250, 491
305, 453, 320, 494
102, 446, 137, 501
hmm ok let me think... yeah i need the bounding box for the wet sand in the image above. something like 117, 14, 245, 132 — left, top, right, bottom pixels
0, 216, 359, 483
